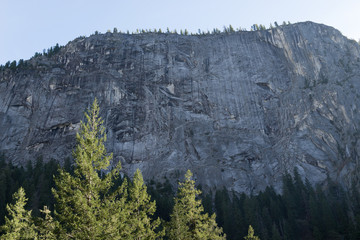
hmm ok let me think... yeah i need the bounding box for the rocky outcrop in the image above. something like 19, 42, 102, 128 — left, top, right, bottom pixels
1, 22, 360, 193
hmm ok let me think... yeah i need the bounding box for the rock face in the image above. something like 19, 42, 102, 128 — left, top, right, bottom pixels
1, 22, 360, 193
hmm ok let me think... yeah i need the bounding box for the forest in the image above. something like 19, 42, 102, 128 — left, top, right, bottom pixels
0, 99, 360, 239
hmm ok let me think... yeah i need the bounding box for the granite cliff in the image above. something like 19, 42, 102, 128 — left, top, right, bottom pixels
1, 22, 360, 193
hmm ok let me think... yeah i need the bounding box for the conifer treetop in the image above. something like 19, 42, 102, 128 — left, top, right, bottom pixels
244, 225, 260, 240
0, 187, 38, 240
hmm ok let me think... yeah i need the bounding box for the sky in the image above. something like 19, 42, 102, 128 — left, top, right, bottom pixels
1, 0, 360, 65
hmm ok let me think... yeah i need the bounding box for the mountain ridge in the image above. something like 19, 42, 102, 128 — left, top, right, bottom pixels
1, 21, 360, 193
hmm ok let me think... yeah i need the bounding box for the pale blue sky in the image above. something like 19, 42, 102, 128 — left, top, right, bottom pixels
1, 0, 360, 65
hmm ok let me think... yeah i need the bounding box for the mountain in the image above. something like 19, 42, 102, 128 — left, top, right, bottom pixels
1, 22, 360, 193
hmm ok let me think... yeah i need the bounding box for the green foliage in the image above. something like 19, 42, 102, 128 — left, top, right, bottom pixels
99, 22, 296, 37
1, 96, 360, 240
211, 170, 356, 240
0, 43, 62, 72
148, 178, 174, 221
148, 179, 174, 221
125, 169, 164, 239
17, 59, 24, 68
229, 25, 235, 33
271, 223, 281, 240
9, 61, 16, 71
0, 157, 58, 226
0, 187, 37, 240
0, 158, 360, 240
251, 24, 259, 31
42, 43, 62, 57
168, 170, 225, 240
244, 225, 260, 240
212, 28, 221, 34
52, 98, 124, 239
259, 24, 266, 30
33, 52, 42, 58
37, 206, 58, 240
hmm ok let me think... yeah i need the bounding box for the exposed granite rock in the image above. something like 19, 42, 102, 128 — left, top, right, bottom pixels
1, 22, 360, 194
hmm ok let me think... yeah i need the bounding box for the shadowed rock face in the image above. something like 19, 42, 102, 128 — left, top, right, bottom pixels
1, 22, 360, 193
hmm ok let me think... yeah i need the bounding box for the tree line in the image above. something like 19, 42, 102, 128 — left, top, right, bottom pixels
0, 99, 231, 239
1, 99, 360, 239
100, 21, 292, 36
0, 43, 62, 73
1, 21, 293, 73
212, 172, 360, 240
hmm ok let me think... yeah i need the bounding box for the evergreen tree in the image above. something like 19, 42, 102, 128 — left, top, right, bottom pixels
9, 61, 17, 71
215, 188, 233, 236
17, 59, 24, 68
271, 223, 281, 240
52, 99, 124, 239
168, 202, 189, 240
147, 178, 174, 221
37, 206, 57, 240
100, 177, 129, 240
0, 187, 38, 240
229, 25, 235, 32
168, 170, 225, 240
4, 61, 10, 69
244, 225, 260, 240
259, 24, 266, 30
125, 169, 164, 239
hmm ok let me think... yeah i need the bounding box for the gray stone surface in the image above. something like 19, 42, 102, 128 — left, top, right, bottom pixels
1, 22, 360, 193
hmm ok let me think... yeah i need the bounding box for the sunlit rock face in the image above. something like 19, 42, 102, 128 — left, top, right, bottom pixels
1, 22, 360, 193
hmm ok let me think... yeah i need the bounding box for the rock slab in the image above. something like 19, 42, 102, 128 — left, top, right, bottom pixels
1, 22, 360, 193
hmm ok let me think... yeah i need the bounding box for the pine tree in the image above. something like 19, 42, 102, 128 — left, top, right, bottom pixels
244, 225, 260, 240
125, 169, 164, 239
52, 98, 124, 239
37, 206, 57, 240
0, 187, 38, 240
229, 25, 235, 32
271, 224, 281, 240
168, 202, 190, 240
9, 61, 17, 71
168, 170, 225, 240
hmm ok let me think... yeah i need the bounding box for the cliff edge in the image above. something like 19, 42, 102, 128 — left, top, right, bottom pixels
1, 22, 360, 193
